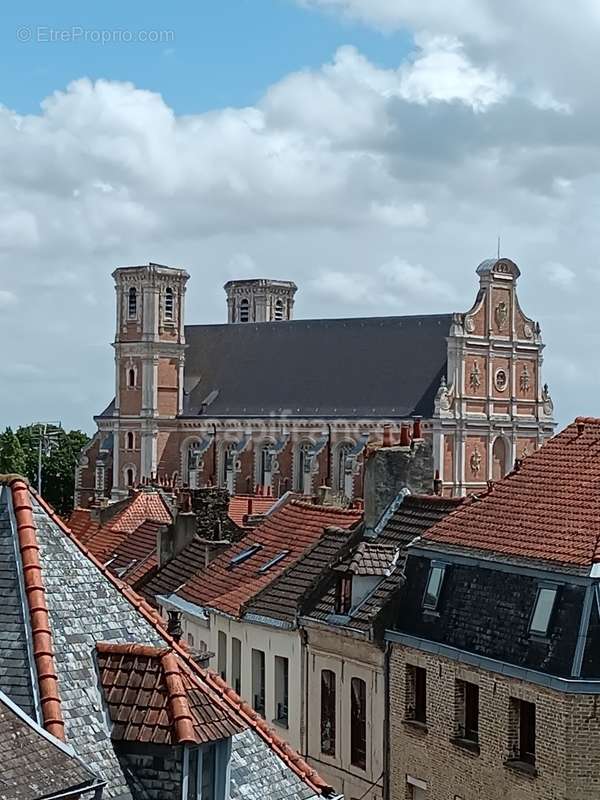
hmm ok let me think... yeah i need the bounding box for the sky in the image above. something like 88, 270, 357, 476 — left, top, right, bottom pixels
0, 0, 598, 433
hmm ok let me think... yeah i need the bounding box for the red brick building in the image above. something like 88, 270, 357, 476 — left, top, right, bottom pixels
76, 257, 555, 506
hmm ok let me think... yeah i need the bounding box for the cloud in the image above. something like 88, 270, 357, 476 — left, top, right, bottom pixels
1, 7, 600, 429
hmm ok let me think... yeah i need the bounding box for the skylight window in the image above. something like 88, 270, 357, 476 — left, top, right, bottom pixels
258, 550, 290, 574
423, 563, 446, 610
229, 543, 262, 569
529, 585, 557, 636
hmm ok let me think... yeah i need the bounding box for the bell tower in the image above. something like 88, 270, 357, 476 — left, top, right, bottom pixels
224, 278, 297, 323
112, 262, 189, 493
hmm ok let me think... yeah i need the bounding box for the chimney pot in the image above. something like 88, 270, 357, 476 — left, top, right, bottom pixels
433, 469, 443, 496
399, 424, 410, 447
166, 610, 183, 643
577, 421, 585, 437
412, 416, 423, 439
383, 424, 394, 448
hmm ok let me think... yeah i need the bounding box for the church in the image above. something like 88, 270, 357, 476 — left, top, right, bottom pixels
76, 257, 556, 507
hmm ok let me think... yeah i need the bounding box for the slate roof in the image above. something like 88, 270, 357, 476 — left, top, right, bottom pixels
174, 501, 362, 617
180, 314, 451, 418
0, 689, 98, 800
0, 476, 336, 800
304, 494, 463, 637
96, 642, 243, 745
422, 418, 600, 568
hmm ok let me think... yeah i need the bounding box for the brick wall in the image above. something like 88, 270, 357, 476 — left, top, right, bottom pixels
387, 643, 600, 800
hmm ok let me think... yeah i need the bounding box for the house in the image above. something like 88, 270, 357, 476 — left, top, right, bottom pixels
77, 256, 555, 505
0, 473, 341, 800
384, 417, 600, 800
140, 497, 362, 753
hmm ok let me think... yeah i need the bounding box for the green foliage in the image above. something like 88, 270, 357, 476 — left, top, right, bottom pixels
0, 424, 90, 516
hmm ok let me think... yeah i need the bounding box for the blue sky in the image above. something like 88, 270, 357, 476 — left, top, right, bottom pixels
1, 0, 411, 115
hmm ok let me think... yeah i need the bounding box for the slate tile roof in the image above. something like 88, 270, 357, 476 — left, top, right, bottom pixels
422, 418, 600, 567
0, 476, 334, 800
174, 501, 362, 617
228, 493, 278, 528
0, 689, 98, 800
96, 642, 243, 745
305, 494, 463, 636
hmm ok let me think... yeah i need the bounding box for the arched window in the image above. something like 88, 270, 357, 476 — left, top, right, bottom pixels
239, 297, 250, 323
127, 287, 137, 318
221, 444, 237, 493
164, 287, 174, 321
126, 431, 134, 451
492, 437, 509, 481
295, 442, 313, 494
127, 368, 136, 388
334, 442, 354, 498
184, 440, 203, 488
257, 444, 274, 490
274, 298, 284, 321
125, 467, 135, 488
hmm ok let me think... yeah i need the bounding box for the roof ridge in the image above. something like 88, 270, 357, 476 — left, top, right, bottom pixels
30, 486, 333, 797
288, 499, 362, 516
9, 478, 65, 741
161, 650, 198, 745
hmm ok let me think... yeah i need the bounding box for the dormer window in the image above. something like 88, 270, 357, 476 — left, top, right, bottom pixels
529, 585, 558, 636
423, 563, 446, 611
128, 287, 137, 319
164, 287, 174, 321
239, 297, 250, 322
334, 573, 352, 615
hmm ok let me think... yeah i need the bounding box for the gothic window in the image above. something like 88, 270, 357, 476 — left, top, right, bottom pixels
164, 287, 174, 321
127, 368, 136, 388
274, 298, 284, 321
239, 297, 250, 323
221, 444, 237, 493
127, 287, 137, 319
126, 431, 134, 450
350, 677, 367, 770
320, 670, 336, 755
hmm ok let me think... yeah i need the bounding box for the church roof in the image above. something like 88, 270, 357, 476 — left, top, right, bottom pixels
182, 313, 452, 419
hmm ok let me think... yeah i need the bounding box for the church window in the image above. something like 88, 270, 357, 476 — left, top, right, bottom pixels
164, 287, 174, 321
128, 287, 137, 318
126, 431, 134, 450
239, 297, 250, 323
128, 368, 136, 388
125, 467, 135, 488
492, 436, 509, 480
274, 298, 284, 321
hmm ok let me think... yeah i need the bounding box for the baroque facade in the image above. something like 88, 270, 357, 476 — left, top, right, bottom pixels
76, 257, 555, 506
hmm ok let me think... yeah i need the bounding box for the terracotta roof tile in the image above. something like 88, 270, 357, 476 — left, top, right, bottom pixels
228, 494, 278, 528
348, 542, 398, 576
178, 501, 361, 616
423, 419, 600, 567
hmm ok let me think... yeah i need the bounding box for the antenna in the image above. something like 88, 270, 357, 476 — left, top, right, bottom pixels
497, 236, 501, 259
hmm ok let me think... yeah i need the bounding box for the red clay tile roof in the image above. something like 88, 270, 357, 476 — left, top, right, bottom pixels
8, 478, 65, 741
30, 486, 335, 796
347, 542, 399, 576
68, 508, 102, 545
96, 642, 243, 745
422, 419, 600, 567
178, 500, 362, 616
228, 494, 278, 528
110, 492, 171, 534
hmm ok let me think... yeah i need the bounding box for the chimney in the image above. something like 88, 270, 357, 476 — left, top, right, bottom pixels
166, 610, 183, 643
399, 423, 411, 447
383, 424, 394, 447
412, 416, 423, 440
364, 435, 434, 535
157, 511, 197, 568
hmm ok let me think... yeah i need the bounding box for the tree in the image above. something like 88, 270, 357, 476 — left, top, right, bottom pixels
0, 427, 27, 475
11, 425, 90, 516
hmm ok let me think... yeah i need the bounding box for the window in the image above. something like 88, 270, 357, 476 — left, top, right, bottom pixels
125, 467, 135, 488
456, 680, 479, 744
187, 632, 195, 648
274, 656, 289, 726
334, 574, 352, 615
231, 637, 241, 695
274, 298, 284, 320
229, 543, 262, 569
423, 563, 445, 610
320, 669, 336, 755
127, 287, 137, 318
126, 431, 134, 451
187, 744, 216, 800
217, 632, 227, 680
239, 297, 250, 322
335, 443, 352, 494
258, 550, 290, 574
127, 367, 136, 388
295, 442, 312, 493
258, 446, 273, 489
509, 698, 536, 765
164, 286, 174, 321
350, 677, 366, 770
251, 649, 265, 716
529, 586, 557, 636
406, 665, 427, 725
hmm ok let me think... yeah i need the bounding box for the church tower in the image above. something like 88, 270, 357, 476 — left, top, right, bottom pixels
112, 263, 189, 494
224, 278, 297, 323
